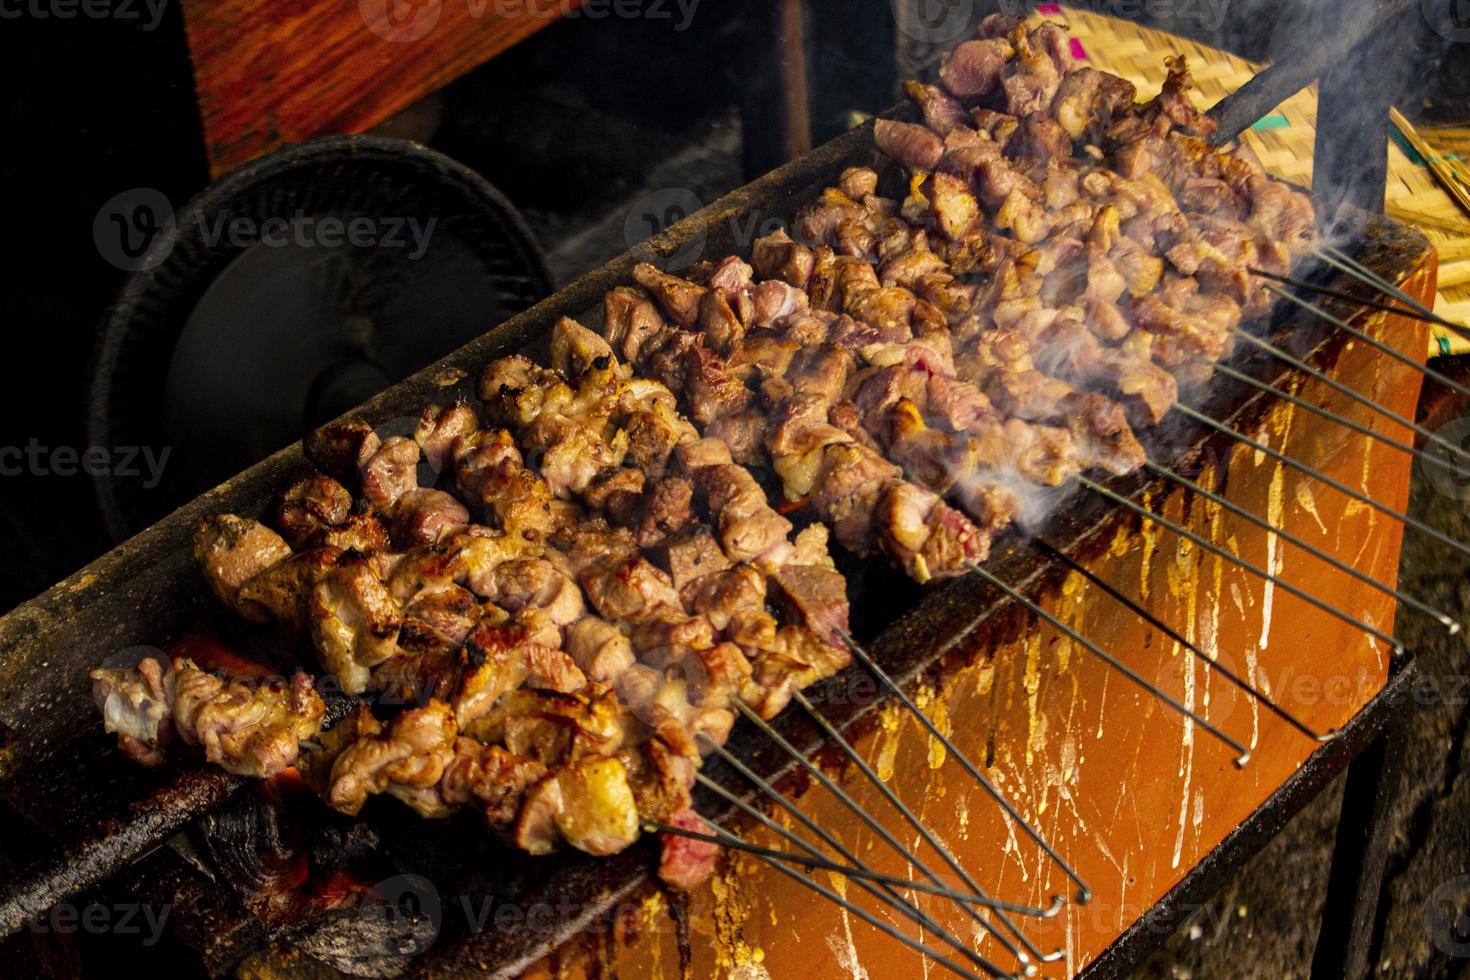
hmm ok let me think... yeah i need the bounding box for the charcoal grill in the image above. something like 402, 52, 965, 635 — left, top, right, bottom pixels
0, 1, 1457, 976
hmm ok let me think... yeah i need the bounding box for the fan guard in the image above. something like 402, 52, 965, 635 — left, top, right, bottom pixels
88, 136, 551, 540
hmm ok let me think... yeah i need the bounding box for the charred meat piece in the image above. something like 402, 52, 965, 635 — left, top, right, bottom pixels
1051, 67, 1137, 143
237, 545, 342, 631
467, 685, 626, 769
692, 463, 794, 573
91, 656, 325, 778
304, 420, 377, 487
655, 526, 733, 589
315, 700, 458, 817
480, 558, 585, 632
309, 555, 403, 694
678, 564, 766, 634
457, 617, 587, 724
383, 488, 471, 550
635, 476, 696, 548
172, 663, 325, 779
321, 511, 392, 556
584, 467, 646, 525
874, 119, 944, 172
90, 652, 176, 766
633, 262, 706, 328
771, 562, 851, 645
619, 738, 696, 823
1001, 26, 1063, 117
629, 610, 717, 666
564, 616, 637, 684
398, 581, 483, 655
807, 443, 903, 554
275, 475, 353, 549
603, 286, 670, 365
746, 627, 852, 719
580, 554, 682, 625
751, 229, 816, 288
454, 427, 558, 541
478, 354, 561, 430
194, 515, 294, 624
879, 481, 990, 583
939, 37, 1012, 100
413, 403, 479, 474
439, 737, 549, 828
551, 316, 620, 379
905, 79, 970, 136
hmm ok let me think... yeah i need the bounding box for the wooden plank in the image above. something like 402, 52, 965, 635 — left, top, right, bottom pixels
180, 0, 584, 177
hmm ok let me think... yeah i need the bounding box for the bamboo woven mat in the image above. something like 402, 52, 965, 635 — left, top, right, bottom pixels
1027, 4, 1470, 356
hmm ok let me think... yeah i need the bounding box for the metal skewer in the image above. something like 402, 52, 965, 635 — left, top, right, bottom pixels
730, 698, 1061, 964
697, 748, 1024, 976
1210, 361, 1463, 476
1075, 476, 1403, 657
792, 689, 1066, 924
1264, 283, 1470, 402
649, 820, 1027, 908
835, 627, 1094, 908
1250, 267, 1461, 335
1032, 537, 1339, 742
693, 774, 1038, 976
1312, 244, 1470, 340
1144, 459, 1460, 633
964, 560, 1252, 766
1174, 402, 1470, 562
668, 812, 997, 980
1229, 327, 1470, 465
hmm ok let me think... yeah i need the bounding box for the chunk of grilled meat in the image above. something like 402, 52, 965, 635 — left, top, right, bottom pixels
309, 700, 459, 818
275, 475, 354, 549
464, 684, 626, 768
90, 656, 324, 777
309, 553, 403, 694
194, 515, 294, 624
513, 755, 642, 857
658, 807, 720, 891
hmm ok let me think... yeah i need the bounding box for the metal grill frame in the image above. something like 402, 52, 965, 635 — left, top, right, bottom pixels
0, 5, 1444, 963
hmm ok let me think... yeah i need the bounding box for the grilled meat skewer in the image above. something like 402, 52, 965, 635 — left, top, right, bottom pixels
479, 319, 855, 715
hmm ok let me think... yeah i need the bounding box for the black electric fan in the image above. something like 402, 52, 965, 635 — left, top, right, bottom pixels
88, 136, 552, 540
